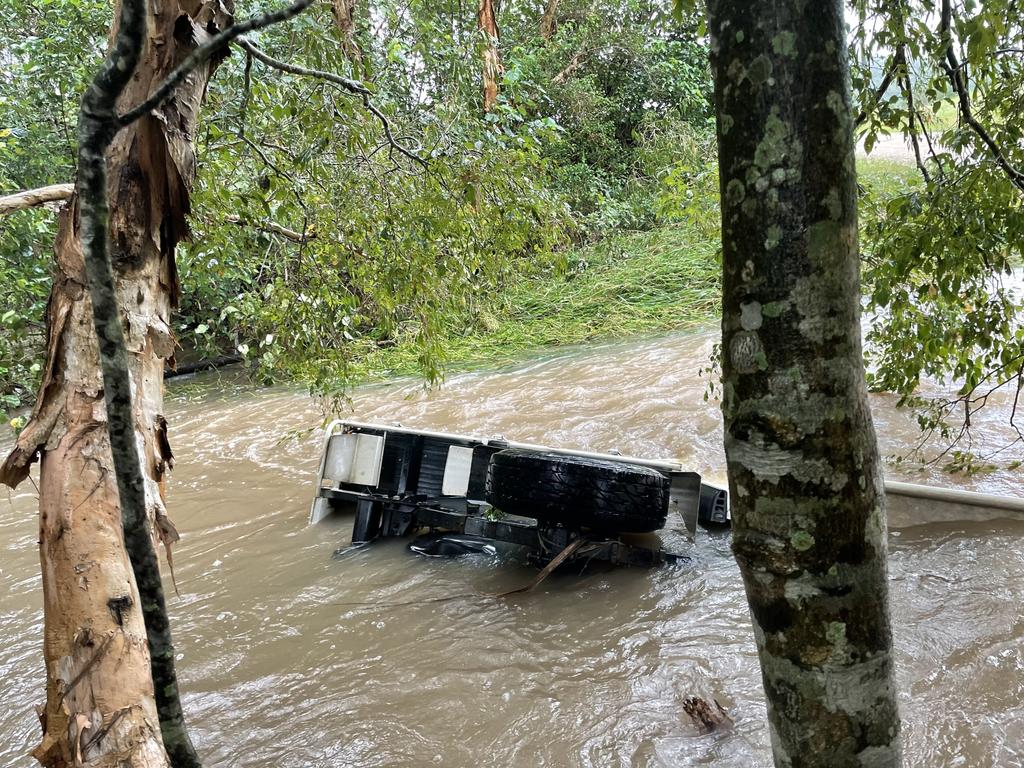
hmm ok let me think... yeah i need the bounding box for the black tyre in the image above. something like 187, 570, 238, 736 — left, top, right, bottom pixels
485, 449, 669, 533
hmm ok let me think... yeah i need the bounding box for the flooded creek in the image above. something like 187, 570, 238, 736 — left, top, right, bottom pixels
1, 331, 1022, 767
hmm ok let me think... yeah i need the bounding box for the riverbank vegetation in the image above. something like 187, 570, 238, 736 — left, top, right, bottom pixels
2, 0, 1023, 467
0, 0, 1021, 764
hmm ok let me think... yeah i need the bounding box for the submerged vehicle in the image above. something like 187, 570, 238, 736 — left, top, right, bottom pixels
310, 420, 728, 567
310, 421, 1024, 566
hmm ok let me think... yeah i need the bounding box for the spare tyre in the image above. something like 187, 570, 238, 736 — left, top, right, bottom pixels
485, 449, 669, 533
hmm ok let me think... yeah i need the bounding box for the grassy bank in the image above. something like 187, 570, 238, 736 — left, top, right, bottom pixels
350, 224, 722, 381
347, 156, 918, 384
858, 156, 921, 197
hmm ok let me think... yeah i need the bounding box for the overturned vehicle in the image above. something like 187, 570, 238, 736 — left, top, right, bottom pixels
310, 421, 729, 567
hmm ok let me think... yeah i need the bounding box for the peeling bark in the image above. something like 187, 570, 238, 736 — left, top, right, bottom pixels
707, 1, 902, 766
1, 0, 234, 763
478, 0, 502, 112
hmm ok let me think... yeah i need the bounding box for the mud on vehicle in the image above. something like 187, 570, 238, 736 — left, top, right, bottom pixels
310, 421, 729, 567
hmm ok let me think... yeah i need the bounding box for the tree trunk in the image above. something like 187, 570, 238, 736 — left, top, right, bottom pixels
539, 0, 559, 40
330, 0, 362, 63
706, 2, 902, 766
477, 0, 502, 111
0, 0, 231, 764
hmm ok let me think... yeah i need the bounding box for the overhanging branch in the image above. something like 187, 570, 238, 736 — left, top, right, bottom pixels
939, 0, 1024, 194
234, 38, 427, 168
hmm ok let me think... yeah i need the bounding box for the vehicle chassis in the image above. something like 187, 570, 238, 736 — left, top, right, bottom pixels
311, 421, 730, 568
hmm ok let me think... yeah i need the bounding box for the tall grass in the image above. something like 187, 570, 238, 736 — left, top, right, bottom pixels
354, 224, 722, 379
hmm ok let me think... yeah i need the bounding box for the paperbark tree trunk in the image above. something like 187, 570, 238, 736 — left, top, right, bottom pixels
0, 0, 232, 764
477, 0, 502, 111
707, 2, 902, 766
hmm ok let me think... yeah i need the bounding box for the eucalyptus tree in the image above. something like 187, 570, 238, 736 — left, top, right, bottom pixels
479, 0, 502, 110
707, 0, 901, 764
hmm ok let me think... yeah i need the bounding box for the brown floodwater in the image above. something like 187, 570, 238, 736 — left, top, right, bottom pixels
1, 331, 1022, 767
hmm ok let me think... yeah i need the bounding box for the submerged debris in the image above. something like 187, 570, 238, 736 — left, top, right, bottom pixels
683, 696, 734, 734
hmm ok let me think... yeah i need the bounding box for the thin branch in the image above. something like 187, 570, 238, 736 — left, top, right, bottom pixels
238, 48, 252, 139
855, 54, 900, 127
237, 133, 310, 216
915, 109, 944, 179
224, 213, 312, 242
898, 53, 931, 184
116, 0, 315, 127
0, 183, 74, 215
234, 37, 427, 168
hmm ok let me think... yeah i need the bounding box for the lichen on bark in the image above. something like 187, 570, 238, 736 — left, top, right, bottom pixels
707, 1, 902, 765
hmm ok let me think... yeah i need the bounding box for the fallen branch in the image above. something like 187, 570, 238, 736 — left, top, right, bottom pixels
0, 183, 74, 215
330, 537, 587, 609
683, 697, 734, 734
490, 537, 584, 596
165, 355, 243, 379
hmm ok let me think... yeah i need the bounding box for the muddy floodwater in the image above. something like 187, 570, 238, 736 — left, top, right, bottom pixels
2, 331, 1023, 767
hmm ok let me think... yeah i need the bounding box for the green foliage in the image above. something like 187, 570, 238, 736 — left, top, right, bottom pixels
0, 0, 109, 419
165, 0, 717, 406
505, 0, 712, 231
350, 223, 720, 379
0, 0, 108, 188
159, 0, 584, 407
0, 211, 51, 417
852, 0, 1024, 464
0, 0, 718, 424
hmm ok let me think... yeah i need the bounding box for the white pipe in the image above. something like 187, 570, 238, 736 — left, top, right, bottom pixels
883, 480, 1024, 513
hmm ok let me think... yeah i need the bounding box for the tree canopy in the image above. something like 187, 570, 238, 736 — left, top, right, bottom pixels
1, 0, 1022, 466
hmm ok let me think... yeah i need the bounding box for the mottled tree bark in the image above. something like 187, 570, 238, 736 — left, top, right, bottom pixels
0, 0, 235, 764
478, 0, 502, 111
707, 2, 902, 766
